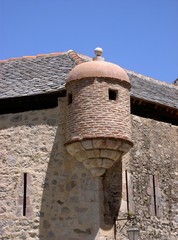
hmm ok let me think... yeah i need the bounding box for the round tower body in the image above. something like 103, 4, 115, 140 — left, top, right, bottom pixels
65, 50, 133, 176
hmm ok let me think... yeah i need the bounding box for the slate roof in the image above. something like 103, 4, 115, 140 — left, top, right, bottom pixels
0, 52, 75, 99
127, 70, 178, 110
0, 51, 178, 110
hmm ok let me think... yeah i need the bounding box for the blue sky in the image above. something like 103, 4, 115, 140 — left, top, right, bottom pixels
0, 0, 177, 83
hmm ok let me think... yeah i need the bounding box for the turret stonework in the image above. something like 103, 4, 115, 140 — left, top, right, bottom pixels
65, 48, 133, 176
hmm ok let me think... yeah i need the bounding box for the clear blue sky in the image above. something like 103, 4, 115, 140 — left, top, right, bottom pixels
0, 0, 177, 83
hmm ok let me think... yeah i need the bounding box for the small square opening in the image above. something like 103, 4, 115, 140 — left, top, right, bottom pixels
68, 93, 73, 105
109, 89, 118, 100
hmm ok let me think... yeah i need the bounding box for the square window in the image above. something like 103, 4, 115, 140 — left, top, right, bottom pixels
108, 89, 118, 100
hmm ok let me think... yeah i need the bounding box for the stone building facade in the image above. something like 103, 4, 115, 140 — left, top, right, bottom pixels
0, 49, 177, 240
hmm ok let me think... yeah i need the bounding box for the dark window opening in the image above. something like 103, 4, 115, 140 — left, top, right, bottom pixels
109, 89, 118, 100
131, 98, 178, 126
152, 175, 157, 217
125, 170, 130, 213
0, 90, 66, 115
23, 173, 27, 216
68, 93, 73, 105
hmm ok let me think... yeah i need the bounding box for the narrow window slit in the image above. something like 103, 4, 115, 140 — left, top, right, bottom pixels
152, 175, 157, 216
125, 170, 130, 213
23, 173, 27, 216
109, 89, 118, 100
68, 93, 73, 105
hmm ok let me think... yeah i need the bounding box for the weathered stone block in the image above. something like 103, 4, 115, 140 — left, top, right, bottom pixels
86, 149, 100, 158
65, 141, 84, 155
90, 168, 106, 177
100, 149, 121, 160
81, 140, 93, 149
75, 150, 88, 162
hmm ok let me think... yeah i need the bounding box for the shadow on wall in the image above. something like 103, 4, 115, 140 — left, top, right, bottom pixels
0, 99, 122, 240
38, 111, 122, 239
38, 121, 99, 240
102, 160, 122, 231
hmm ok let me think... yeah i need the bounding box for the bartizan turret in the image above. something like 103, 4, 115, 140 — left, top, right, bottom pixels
65, 48, 133, 176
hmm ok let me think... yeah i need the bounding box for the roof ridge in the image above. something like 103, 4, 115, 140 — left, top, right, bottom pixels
126, 69, 177, 88
67, 50, 88, 65
0, 50, 91, 64
0, 51, 66, 63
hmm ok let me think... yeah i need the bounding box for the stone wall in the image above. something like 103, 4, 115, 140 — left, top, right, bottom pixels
115, 115, 178, 240
0, 98, 114, 240
0, 99, 177, 240
0, 101, 61, 239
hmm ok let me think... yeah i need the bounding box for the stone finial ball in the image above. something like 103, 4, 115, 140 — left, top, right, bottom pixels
94, 47, 103, 56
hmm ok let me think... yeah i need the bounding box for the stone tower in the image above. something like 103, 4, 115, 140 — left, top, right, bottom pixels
65, 48, 133, 176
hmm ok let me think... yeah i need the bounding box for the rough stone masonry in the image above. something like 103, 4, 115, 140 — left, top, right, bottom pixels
0, 98, 177, 239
